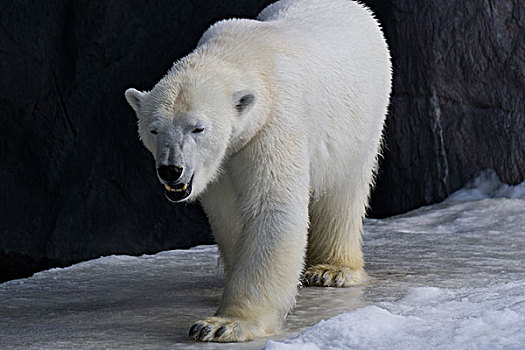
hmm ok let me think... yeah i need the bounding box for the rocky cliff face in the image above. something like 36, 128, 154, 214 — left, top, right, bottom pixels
367, 0, 525, 217
1, 0, 523, 281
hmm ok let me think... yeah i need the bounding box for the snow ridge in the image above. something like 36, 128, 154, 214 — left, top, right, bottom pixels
266, 281, 525, 350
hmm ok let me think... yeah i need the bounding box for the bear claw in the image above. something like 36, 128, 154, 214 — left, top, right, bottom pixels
214, 326, 227, 337
188, 317, 257, 342
199, 325, 212, 338
188, 323, 199, 337
303, 264, 367, 287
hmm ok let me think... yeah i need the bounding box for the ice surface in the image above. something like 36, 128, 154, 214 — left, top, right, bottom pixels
1, 170, 524, 350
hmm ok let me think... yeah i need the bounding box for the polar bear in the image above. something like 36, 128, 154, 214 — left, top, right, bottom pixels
125, 0, 391, 342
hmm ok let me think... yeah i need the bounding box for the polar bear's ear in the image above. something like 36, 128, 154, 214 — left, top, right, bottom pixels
125, 88, 145, 114
232, 89, 257, 116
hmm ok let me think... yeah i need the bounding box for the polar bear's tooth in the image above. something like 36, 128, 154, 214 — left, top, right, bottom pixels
182, 183, 188, 191
164, 184, 172, 191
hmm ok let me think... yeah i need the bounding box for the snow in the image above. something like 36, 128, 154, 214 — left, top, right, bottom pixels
1, 169, 524, 350
446, 169, 525, 202
266, 283, 525, 350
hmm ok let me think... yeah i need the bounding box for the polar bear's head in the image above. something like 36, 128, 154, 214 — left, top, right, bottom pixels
125, 76, 257, 203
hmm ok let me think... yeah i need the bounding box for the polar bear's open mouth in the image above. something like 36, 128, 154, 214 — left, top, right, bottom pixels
163, 176, 193, 203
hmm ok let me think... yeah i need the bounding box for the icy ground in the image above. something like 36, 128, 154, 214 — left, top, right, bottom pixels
1, 170, 524, 350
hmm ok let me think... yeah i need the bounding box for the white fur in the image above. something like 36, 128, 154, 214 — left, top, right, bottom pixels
125, 0, 391, 342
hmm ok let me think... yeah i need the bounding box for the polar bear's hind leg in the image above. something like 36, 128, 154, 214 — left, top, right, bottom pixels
304, 189, 369, 287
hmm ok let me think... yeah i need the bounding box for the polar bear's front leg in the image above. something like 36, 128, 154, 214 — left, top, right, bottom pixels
200, 174, 243, 278
190, 131, 310, 342
189, 214, 309, 341
190, 195, 309, 342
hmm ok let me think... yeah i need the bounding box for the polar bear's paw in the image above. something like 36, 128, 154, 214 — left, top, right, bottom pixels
303, 264, 367, 287
188, 316, 262, 342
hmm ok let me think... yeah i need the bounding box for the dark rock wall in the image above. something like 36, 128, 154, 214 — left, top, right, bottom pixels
0, 0, 270, 282
366, 0, 525, 217
0, 0, 523, 281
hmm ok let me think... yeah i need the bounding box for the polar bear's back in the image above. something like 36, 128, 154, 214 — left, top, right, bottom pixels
257, 0, 389, 88
258, 0, 372, 25
258, 0, 392, 196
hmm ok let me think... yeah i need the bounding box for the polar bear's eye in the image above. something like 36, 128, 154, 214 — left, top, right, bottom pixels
192, 127, 204, 134
150, 129, 158, 135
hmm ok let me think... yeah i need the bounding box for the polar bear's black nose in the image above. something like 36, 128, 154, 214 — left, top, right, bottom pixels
157, 165, 183, 182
